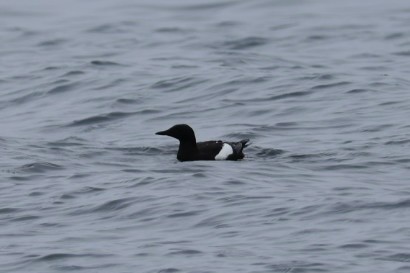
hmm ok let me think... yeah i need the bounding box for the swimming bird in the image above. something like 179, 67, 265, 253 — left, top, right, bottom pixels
156, 124, 249, 162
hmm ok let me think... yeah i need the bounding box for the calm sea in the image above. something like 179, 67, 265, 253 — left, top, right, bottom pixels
1, 0, 410, 272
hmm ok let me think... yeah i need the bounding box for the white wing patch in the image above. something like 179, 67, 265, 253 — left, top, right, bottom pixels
215, 143, 233, 160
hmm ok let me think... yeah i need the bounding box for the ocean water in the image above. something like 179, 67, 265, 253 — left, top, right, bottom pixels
1, 0, 410, 272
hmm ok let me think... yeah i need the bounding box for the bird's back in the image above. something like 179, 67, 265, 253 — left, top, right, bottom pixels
197, 139, 249, 161
196, 140, 225, 160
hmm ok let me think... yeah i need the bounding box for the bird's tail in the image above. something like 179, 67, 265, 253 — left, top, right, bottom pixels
230, 139, 250, 155
240, 139, 250, 148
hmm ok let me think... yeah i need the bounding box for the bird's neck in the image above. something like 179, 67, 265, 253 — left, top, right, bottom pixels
177, 139, 198, 161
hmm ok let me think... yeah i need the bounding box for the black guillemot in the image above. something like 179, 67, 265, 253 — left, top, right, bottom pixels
156, 124, 249, 162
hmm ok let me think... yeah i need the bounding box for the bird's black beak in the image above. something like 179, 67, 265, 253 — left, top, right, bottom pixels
155, 130, 168, 136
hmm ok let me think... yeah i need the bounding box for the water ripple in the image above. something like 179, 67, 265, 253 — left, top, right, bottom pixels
221, 36, 269, 50
17, 162, 63, 173
68, 111, 137, 126
90, 60, 124, 66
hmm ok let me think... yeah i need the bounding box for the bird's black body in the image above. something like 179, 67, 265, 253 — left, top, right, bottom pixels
156, 124, 249, 162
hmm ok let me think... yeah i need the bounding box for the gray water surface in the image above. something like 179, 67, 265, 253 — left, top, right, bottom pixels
1, 0, 410, 272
